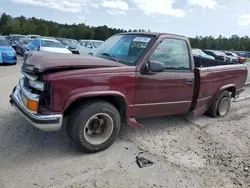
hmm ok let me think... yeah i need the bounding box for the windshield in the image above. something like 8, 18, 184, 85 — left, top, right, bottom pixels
21, 38, 32, 45
60, 39, 79, 48
11, 35, 25, 41
92, 41, 103, 48
94, 34, 154, 65
41, 40, 66, 48
0, 38, 10, 46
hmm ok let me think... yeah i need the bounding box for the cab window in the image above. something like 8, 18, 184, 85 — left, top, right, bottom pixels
150, 38, 190, 70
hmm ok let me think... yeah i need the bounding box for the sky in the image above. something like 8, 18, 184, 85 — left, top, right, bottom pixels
0, 0, 250, 37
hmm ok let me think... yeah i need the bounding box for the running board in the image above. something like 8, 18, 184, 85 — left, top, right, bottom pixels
126, 118, 143, 128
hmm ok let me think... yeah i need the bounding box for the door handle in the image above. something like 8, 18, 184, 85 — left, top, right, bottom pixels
186, 78, 194, 84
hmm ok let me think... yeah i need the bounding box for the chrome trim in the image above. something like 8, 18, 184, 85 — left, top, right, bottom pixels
134, 100, 191, 107
11, 84, 63, 131
19, 78, 39, 102
21, 71, 38, 81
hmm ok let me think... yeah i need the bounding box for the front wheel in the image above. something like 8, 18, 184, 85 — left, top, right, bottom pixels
67, 100, 121, 153
206, 90, 231, 117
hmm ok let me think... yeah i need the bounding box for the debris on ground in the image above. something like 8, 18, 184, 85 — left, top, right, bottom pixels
136, 153, 154, 168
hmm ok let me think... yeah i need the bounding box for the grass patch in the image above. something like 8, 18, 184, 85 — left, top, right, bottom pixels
247, 58, 250, 62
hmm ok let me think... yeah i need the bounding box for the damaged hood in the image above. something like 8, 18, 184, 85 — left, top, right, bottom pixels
23, 51, 126, 73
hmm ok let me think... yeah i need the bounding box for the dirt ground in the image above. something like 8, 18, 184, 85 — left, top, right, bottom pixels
0, 57, 249, 188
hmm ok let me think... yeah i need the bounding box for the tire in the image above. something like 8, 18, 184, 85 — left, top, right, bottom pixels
206, 90, 231, 118
67, 100, 121, 153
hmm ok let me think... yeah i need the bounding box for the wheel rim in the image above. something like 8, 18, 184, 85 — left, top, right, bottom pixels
83, 113, 114, 145
218, 97, 230, 116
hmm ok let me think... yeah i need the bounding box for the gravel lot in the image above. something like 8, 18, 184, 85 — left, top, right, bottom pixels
0, 57, 249, 188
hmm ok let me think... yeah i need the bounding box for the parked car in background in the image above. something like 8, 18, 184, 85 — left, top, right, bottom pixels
2, 35, 11, 41
0, 36, 17, 65
27, 37, 72, 54
77, 40, 103, 55
16, 38, 33, 56
192, 48, 215, 60
235, 51, 249, 58
245, 52, 250, 58
27, 34, 41, 39
9, 34, 27, 51
225, 51, 246, 64
203, 50, 227, 62
41, 36, 57, 40
56, 37, 79, 54
10, 32, 247, 153
220, 51, 238, 63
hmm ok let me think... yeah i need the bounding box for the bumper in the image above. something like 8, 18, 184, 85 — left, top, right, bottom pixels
0, 55, 17, 64
10, 78, 63, 131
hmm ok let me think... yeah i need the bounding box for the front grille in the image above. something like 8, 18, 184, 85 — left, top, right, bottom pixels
40, 90, 51, 107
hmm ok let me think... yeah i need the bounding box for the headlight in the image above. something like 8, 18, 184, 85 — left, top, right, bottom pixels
28, 80, 45, 91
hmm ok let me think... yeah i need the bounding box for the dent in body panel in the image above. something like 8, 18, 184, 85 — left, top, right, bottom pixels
44, 68, 136, 116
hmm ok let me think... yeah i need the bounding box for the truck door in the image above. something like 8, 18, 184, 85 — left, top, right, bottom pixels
134, 37, 194, 118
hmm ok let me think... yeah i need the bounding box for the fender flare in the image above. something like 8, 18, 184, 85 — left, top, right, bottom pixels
209, 84, 236, 106
63, 91, 129, 112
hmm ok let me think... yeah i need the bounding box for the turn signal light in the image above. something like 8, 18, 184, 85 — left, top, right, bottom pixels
27, 100, 38, 111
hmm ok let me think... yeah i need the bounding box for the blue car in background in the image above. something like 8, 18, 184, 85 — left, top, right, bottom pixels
0, 36, 17, 65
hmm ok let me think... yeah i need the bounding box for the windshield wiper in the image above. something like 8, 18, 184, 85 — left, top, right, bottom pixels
101, 53, 119, 63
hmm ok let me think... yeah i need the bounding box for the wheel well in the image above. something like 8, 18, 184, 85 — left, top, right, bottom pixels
64, 95, 127, 119
225, 86, 236, 98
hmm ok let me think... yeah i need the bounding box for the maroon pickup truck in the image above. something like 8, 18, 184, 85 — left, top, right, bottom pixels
10, 32, 248, 153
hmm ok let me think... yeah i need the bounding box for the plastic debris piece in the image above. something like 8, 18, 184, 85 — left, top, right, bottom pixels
136, 155, 153, 168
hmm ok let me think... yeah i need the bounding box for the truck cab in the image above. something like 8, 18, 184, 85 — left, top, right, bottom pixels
10, 32, 248, 153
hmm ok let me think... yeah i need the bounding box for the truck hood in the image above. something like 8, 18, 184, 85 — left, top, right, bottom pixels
23, 51, 126, 73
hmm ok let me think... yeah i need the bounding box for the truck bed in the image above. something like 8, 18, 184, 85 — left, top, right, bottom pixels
191, 63, 248, 116
193, 56, 237, 68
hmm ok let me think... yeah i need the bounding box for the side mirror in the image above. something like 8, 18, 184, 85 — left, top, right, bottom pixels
149, 61, 164, 72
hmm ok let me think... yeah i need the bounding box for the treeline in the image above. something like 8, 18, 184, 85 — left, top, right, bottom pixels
0, 13, 147, 41
190, 35, 250, 51
0, 13, 250, 51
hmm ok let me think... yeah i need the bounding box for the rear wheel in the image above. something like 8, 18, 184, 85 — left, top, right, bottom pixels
206, 90, 231, 117
67, 100, 121, 153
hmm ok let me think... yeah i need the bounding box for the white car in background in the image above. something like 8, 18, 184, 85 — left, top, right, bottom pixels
77, 40, 103, 55
27, 37, 72, 54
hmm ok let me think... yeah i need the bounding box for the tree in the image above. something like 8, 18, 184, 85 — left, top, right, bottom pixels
0, 13, 11, 34
36, 23, 48, 36
94, 25, 109, 40
4, 19, 21, 34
